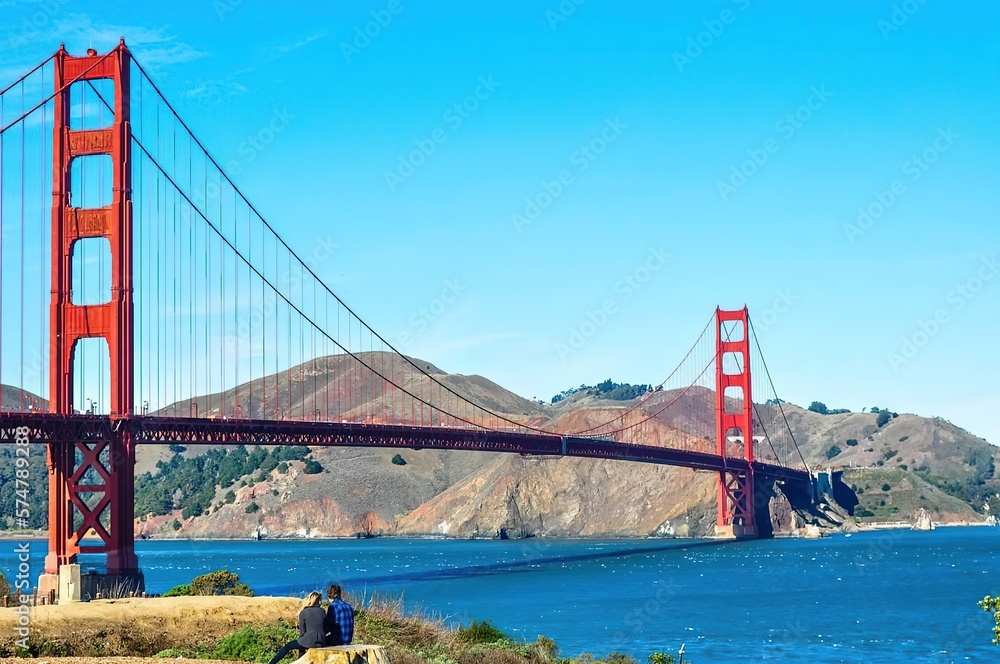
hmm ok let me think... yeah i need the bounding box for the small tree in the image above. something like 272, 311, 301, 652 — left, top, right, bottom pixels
391, 454, 407, 466
808, 401, 829, 415
303, 459, 323, 474
979, 595, 1000, 645
877, 411, 891, 427
826, 445, 842, 460
245, 501, 260, 514
190, 570, 254, 596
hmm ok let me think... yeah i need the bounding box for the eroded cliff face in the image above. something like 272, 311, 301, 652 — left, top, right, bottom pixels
395, 456, 718, 538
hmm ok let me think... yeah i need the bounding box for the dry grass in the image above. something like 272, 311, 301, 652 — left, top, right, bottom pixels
0, 596, 299, 657
0, 594, 563, 664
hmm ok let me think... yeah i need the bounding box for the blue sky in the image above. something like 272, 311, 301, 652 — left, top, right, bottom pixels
1, 1, 998, 443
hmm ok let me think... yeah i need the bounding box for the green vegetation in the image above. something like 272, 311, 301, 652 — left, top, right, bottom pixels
825, 445, 842, 460
845, 439, 859, 447
246, 501, 260, 514
392, 454, 408, 466
205, 622, 299, 662
457, 620, 508, 644
303, 458, 324, 474
134, 445, 311, 519
876, 411, 891, 428
553, 380, 653, 403
808, 401, 850, 415
980, 595, 1000, 645
0, 445, 48, 529
164, 570, 254, 598
0, 571, 9, 598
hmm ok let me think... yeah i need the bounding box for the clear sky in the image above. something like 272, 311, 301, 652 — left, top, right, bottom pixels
1, 1, 998, 443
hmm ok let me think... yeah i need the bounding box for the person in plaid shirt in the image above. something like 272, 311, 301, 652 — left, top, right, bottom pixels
325, 584, 355, 646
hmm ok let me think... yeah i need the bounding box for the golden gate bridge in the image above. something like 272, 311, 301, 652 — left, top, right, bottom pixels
0, 42, 811, 595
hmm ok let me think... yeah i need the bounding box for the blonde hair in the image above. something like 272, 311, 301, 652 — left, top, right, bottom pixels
303, 591, 322, 608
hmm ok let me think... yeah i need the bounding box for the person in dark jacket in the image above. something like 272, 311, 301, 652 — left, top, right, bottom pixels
325, 584, 355, 646
268, 591, 327, 664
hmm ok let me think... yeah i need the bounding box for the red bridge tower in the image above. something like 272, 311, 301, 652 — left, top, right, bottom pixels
715, 307, 758, 539
41, 41, 143, 594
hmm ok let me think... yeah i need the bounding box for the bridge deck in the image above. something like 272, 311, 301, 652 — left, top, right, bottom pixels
0, 413, 811, 484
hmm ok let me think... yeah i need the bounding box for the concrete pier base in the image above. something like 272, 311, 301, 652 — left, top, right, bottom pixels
715, 524, 758, 539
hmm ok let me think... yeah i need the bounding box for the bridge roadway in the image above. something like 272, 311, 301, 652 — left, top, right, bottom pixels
0, 413, 811, 484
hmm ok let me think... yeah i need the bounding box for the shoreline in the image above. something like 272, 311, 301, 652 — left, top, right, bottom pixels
1, 518, 995, 542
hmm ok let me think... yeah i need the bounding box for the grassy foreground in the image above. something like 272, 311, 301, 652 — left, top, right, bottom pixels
0, 595, 677, 664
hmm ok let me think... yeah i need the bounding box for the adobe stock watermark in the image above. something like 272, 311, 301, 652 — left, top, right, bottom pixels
887, 255, 998, 371
878, 0, 930, 40
1, 0, 72, 55
225, 236, 340, 351
12, 425, 33, 649
843, 127, 958, 244
511, 117, 628, 234
555, 246, 670, 361
340, 0, 405, 64
545, 0, 586, 31
225, 107, 296, 176
752, 289, 799, 334
717, 85, 833, 201
214, 0, 245, 21
178, 107, 295, 226
384, 75, 502, 192
673, 0, 752, 74
396, 279, 467, 349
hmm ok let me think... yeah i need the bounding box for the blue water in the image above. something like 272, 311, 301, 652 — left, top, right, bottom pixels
2, 528, 998, 662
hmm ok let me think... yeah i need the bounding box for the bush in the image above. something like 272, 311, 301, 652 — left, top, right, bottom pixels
0, 571, 9, 598
162, 583, 192, 597
171, 519, 182, 531
855, 506, 875, 518
604, 654, 637, 664
845, 439, 858, 447
648, 654, 676, 664
825, 445, 842, 460
457, 620, 508, 644
391, 454, 407, 466
303, 459, 323, 475
877, 411, 891, 428
189, 570, 254, 597
808, 401, 829, 415
899, 436, 909, 442
882, 483, 891, 492
245, 502, 260, 514
224, 490, 237, 504
209, 623, 299, 663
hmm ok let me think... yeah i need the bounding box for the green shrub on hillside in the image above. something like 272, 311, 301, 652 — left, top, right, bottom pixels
164, 570, 254, 598
825, 445, 842, 460
134, 445, 311, 520
457, 620, 508, 644
209, 622, 298, 663
303, 459, 323, 474
162, 584, 191, 597
978, 595, 1000, 645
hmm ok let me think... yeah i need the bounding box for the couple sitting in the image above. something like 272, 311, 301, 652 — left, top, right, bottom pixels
268, 584, 355, 664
